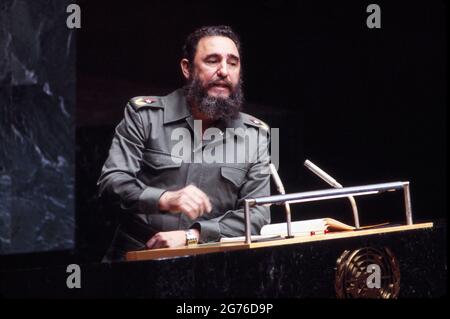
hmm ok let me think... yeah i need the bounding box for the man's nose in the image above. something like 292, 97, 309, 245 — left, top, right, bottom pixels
217, 61, 229, 78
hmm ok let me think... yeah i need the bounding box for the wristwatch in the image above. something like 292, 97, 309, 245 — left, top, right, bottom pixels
185, 229, 198, 246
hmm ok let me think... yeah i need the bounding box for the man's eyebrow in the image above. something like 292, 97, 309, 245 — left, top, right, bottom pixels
227, 54, 240, 61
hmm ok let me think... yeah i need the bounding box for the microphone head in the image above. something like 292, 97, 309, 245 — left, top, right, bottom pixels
303, 159, 343, 188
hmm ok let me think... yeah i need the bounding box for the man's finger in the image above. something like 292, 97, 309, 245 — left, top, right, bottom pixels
186, 192, 205, 211
190, 187, 212, 213
153, 238, 167, 249
180, 202, 200, 220
146, 237, 156, 249
186, 192, 208, 216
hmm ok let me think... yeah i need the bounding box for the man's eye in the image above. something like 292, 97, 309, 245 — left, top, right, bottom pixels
206, 60, 218, 64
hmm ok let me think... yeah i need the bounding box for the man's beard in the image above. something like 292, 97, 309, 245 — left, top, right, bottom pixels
184, 75, 244, 122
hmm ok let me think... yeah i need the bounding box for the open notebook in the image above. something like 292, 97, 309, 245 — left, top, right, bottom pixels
220, 218, 355, 243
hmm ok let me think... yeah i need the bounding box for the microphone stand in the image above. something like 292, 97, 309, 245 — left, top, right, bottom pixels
304, 160, 361, 229
269, 164, 294, 238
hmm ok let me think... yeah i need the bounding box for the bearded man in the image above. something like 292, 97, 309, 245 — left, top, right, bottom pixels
97, 25, 271, 262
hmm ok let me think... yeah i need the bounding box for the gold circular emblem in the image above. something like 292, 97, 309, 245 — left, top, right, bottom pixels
335, 247, 400, 298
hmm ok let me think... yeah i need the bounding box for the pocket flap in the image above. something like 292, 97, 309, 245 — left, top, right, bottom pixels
220, 166, 247, 187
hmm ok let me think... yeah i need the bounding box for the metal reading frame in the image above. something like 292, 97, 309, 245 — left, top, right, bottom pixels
243, 181, 413, 244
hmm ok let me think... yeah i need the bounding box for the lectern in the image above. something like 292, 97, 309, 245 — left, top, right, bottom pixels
1, 182, 443, 298
123, 181, 445, 298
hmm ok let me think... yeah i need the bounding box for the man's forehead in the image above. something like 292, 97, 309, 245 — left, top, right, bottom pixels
196, 36, 240, 58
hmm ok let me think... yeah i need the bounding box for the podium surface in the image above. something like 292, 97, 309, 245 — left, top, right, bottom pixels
126, 223, 434, 261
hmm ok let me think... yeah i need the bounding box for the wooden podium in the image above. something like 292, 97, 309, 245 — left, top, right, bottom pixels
127, 181, 423, 263
120, 181, 444, 298
126, 223, 433, 261
0, 182, 444, 298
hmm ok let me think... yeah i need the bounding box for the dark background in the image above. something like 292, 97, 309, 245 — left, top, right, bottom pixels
1, 0, 445, 267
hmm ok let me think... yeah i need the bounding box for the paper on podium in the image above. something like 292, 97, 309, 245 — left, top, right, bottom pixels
219, 218, 355, 243
260, 218, 355, 237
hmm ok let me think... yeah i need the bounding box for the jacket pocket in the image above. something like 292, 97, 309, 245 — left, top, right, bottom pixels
142, 149, 182, 170
220, 166, 247, 187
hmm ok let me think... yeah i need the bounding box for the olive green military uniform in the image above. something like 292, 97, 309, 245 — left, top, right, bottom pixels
98, 88, 271, 261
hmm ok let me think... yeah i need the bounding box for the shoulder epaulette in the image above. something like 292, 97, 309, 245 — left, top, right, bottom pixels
129, 96, 164, 111
241, 112, 270, 131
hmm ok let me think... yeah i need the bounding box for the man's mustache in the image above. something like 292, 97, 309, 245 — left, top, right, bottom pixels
206, 80, 233, 91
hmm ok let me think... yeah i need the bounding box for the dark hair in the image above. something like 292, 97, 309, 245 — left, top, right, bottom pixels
182, 25, 242, 63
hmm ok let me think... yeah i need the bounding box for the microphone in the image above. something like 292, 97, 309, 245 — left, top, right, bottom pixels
304, 160, 343, 188
304, 159, 360, 229
269, 163, 294, 238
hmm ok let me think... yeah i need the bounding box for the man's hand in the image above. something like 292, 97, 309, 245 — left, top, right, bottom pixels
158, 184, 212, 220
146, 229, 200, 249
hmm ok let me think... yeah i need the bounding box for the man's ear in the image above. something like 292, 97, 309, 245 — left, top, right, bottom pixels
180, 59, 190, 80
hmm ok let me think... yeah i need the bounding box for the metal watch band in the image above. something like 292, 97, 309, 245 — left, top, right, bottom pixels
185, 229, 198, 246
